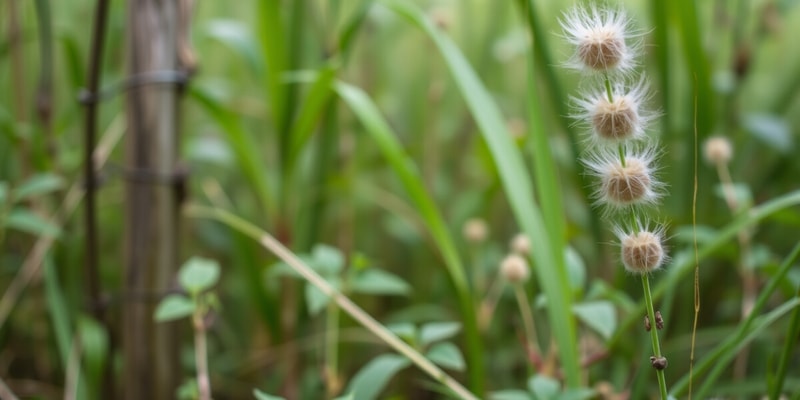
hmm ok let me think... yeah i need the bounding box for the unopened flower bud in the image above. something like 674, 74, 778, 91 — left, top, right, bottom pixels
500, 254, 530, 283
463, 218, 488, 244
704, 136, 733, 165
510, 233, 531, 255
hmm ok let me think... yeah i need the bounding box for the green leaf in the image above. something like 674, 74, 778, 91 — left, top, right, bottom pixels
333, 394, 354, 400
5, 208, 60, 237
154, 294, 195, 322
0, 181, 7, 203
419, 321, 461, 347
558, 388, 597, 400
306, 277, 340, 316
350, 269, 411, 296
204, 20, 262, 74
743, 113, 792, 152
345, 354, 411, 400
572, 301, 617, 340
179, 257, 221, 294
13, 173, 64, 202
426, 342, 465, 371
564, 247, 586, 293
489, 390, 533, 400
528, 375, 560, 400
78, 315, 109, 398
177, 379, 199, 400
386, 323, 417, 342
311, 244, 345, 275
253, 389, 285, 400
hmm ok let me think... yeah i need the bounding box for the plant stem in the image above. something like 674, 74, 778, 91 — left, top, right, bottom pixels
193, 311, 211, 400
324, 301, 341, 398
513, 284, 540, 366
186, 205, 479, 400
604, 75, 614, 103
641, 274, 668, 399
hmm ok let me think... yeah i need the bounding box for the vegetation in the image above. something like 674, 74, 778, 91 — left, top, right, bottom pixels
2, 0, 800, 399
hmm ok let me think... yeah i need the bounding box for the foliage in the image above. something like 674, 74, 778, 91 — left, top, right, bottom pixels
2, 0, 800, 399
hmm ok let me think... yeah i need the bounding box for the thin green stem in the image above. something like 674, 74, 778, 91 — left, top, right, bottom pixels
325, 301, 341, 398
604, 74, 614, 103
193, 310, 211, 400
642, 274, 668, 400
618, 144, 627, 168
513, 284, 540, 363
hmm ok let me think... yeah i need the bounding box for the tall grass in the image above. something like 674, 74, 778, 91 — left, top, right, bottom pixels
2, 0, 800, 399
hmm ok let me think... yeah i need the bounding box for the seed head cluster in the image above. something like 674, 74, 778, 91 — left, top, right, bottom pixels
561, 5, 667, 276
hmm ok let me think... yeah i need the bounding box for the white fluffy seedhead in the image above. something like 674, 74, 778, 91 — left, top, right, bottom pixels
560, 5, 642, 75
572, 78, 656, 145
614, 222, 668, 275
583, 146, 663, 212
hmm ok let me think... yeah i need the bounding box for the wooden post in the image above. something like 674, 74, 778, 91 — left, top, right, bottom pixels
124, 0, 182, 398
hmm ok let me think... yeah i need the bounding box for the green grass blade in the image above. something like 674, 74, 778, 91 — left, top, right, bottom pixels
189, 85, 276, 217
771, 281, 800, 399
519, 4, 565, 261
671, 242, 800, 397
379, 0, 580, 387
256, 0, 288, 135
44, 257, 71, 367
693, 298, 800, 398
287, 64, 338, 169
335, 81, 484, 394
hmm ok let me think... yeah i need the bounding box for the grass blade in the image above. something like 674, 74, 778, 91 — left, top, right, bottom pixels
379, 0, 581, 387
335, 81, 484, 393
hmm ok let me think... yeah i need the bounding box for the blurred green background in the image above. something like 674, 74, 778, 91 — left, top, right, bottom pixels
2, 0, 800, 399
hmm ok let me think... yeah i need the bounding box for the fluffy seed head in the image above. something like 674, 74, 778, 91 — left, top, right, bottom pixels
500, 254, 530, 283
560, 5, 639, 74
463, 218, 488, 244
510, 233, 531, 255
574, 79, 654, 144
704, 136, 733, 165
584, 148, 662, 210
616, 226, 666, 274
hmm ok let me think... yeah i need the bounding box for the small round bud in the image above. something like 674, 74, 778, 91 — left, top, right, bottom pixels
510, 233, 531, 255
655, 310, 664, 330
650, 356, 668, 370
704, 136, 733, 165
462, 218, 488, 244
500, 254, 530, 283
618, 227, 666, 274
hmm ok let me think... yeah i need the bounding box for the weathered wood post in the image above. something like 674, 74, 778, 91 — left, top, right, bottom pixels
124, 0, 186, 398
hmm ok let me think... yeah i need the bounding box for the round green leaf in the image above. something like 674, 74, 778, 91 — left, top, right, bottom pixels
345, 354, 411, 400
419, 321, 461, 347
425, 342, 465, 371
572, 301, 617, 340
179, 257, 221, 294
154, 294, 195, 322
350, 269, 411, 296
528, 375, 560, 400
